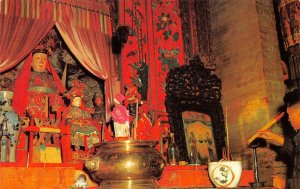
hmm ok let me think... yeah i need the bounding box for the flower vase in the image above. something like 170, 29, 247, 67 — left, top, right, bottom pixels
0, 91, 21, 162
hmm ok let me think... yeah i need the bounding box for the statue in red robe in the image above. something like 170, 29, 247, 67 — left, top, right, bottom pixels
12, 46, 66, 126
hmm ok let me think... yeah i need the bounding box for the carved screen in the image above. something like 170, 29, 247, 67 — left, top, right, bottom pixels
165, 56, 226, 163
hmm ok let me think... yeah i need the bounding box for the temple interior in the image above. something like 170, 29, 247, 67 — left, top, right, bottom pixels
0, 0, 299, 188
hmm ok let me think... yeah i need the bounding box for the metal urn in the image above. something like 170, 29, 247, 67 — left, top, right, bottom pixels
84, 140, 165, 189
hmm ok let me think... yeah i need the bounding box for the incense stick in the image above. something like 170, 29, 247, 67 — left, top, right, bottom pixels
26, 152, 29, 168
225, 107, 230, 160
44, 153, 46, 168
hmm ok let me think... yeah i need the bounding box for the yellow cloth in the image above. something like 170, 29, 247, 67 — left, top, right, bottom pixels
33, 146, 61, 163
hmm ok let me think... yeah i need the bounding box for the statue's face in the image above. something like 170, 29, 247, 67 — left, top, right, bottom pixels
72, 96, 82, 107
32, 53, 48, 72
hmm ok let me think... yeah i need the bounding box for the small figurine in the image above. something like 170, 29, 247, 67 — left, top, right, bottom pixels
103, 123, 114, 142
67, 67, 105, 123
74, 174, 88, 189
135, 104, 152, 140
124, 84, 141, 123
111, 93, 130, 138
63, 80, 100, 152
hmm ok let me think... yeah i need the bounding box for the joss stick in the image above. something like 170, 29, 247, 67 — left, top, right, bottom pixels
134, 99, 138, 140
44, 153, 46, 168
160, 134, 163, 154
101, 122, 105, 142
225, 107, 230, 160
45, 96, 49, 121
26, 152, 29, 168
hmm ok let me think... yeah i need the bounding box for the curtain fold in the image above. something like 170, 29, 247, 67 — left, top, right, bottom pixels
0, 0, 115, 122
55, 9, 115, 121
0, 0, 55, 72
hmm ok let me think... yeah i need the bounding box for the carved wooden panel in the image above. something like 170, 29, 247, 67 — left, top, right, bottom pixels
165, 56, 226, 162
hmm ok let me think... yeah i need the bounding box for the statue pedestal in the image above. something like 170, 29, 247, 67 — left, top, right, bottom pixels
0, 167, 75, 189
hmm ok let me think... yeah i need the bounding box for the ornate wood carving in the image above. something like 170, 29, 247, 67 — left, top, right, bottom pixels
179, 0, 212, 64
165, 56, 226, 162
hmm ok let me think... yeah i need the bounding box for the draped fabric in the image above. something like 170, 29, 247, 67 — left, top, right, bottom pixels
0, 0, 115, 121
55, 6, 115, 121
0, 0, 55, 72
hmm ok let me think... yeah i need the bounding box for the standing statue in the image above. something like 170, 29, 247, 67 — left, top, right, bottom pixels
0, 91, 21, 162
111, 93, 130, 138
124, 84, 141, 124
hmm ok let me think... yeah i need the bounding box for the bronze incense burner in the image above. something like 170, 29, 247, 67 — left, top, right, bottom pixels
84, 140, 165, 188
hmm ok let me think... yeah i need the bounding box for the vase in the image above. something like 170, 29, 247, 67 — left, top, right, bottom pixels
84, 140, 165, 189
0, 91, 21, 162
208, 160, 242, 188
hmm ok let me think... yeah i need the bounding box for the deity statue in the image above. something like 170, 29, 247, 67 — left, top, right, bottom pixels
111, 93, 130, 138
124, 84, 141, 124
67, 65, 105, 124
12, 46, 66, 126
63, 80, 100, 151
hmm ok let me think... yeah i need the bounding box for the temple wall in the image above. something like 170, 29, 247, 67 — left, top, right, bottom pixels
210, 0, 286, 186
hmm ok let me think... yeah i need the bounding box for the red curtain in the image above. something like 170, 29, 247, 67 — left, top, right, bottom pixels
0, 0, 115, 121
0, 0, 55, 72
54, 6, 115, 121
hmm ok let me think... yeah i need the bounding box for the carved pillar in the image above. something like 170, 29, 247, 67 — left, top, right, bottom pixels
179, 0, 214, 67
278, 0, 300, 87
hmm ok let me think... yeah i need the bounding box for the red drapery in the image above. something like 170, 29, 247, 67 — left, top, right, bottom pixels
0, 0, 115, 121
55, 5, 115, 121
0, 0, 55, 72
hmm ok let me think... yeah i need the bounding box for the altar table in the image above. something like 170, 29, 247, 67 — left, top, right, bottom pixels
157, 165, 255, 188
